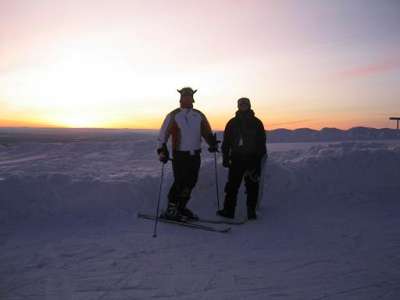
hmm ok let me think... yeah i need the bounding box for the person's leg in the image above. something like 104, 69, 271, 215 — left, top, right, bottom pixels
178, 154, 201, 219
165, 152, 186, 219
218, 159, 245, 218
244, 162, 261, 220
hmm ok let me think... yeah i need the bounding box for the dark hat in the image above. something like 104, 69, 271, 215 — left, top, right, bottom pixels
177, 87, 197, 96
237, 97, 251, 107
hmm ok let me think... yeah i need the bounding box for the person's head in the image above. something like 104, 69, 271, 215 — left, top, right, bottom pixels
237, 97, 251, 112
178, 87, 197, 108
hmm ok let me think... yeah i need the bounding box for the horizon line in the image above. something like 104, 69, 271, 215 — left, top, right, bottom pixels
0, 125, 398, 131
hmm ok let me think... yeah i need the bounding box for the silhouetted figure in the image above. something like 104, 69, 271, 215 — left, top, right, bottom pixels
157, 87, 218, 221
217, 98, 267, 220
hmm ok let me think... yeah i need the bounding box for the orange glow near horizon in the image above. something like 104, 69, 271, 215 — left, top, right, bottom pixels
1, 112, 396, 131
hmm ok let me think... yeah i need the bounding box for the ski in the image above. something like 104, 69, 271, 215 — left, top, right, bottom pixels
196, 217, 246, 225
138, 213, 231, 233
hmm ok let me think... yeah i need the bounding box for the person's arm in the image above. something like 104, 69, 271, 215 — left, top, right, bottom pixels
200, 113, 219, 152
257, 119, 267, 157
157, 113, 172, 148
200, 113, 213, 143
221, 120, 233, 167
157, 113, 172, 163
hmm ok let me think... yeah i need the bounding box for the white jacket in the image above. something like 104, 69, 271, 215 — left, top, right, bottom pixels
158, 108, 213, 153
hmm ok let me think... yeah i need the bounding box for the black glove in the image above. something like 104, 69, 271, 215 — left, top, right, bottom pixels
208, 133, 220, 153
157, 143, 169, 164
222, 155, 231, 168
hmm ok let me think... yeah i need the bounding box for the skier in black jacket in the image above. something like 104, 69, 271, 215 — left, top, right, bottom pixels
217, 97, 267, 220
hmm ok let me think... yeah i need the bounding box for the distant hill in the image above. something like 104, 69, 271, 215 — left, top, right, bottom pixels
267, 127, 400, 143
1, 126, 399, 144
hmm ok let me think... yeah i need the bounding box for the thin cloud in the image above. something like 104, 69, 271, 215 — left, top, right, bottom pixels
267, 119, 314, 128
336, 57, 400, 79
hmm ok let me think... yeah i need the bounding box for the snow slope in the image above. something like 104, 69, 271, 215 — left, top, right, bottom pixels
1, 137, 400, 299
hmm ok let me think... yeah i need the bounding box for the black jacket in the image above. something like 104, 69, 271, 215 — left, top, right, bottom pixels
222, 110, 267, 160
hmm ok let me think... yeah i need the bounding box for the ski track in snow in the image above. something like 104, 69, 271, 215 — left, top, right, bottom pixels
0, 155, 48, 166
1, 137, 400, 299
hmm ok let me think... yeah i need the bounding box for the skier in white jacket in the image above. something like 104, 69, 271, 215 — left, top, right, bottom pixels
157, 87, 218, 220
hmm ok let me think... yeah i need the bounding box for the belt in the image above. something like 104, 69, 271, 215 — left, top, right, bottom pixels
173, 149, 201, 156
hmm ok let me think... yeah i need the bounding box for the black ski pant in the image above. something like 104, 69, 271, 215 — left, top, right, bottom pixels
223, 157, 261, 214
168, 150, 201, 210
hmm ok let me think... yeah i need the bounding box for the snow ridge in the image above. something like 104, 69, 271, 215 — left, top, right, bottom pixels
1, 141, 399, 225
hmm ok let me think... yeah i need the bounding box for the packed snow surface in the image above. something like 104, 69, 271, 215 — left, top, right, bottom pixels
1, 134, 400, 299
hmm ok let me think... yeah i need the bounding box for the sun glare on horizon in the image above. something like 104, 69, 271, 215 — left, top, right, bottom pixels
1, 39, 182, 128
1, 38, 238, 129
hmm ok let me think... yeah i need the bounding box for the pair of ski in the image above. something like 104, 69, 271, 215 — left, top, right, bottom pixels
138, 213, 245, 234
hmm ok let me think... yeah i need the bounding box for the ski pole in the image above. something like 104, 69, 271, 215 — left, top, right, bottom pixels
214, 152, 220, 210
153, 162, 165, 238
256, 154, 268, 210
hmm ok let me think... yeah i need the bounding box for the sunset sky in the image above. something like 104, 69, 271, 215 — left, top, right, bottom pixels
0, 0, 399, 130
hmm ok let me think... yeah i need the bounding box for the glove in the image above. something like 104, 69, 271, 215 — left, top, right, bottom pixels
208, 133, 220, 153
222, 155, 231, 168
157, 143, 169, 164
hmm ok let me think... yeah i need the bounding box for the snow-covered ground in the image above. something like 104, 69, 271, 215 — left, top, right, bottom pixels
1, 134, 400, 299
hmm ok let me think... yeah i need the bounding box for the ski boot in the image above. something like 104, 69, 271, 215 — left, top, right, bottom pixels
217, 196, 236, 219
247, 207, 257, 220
161, 202, 184, 221
216, 208, 235, 219
177, 195, 199, 221
180, 207, 199, 221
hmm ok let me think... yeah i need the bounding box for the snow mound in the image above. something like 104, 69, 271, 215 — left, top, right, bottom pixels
267, 142, 400, 202
1, 141, 399, 225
